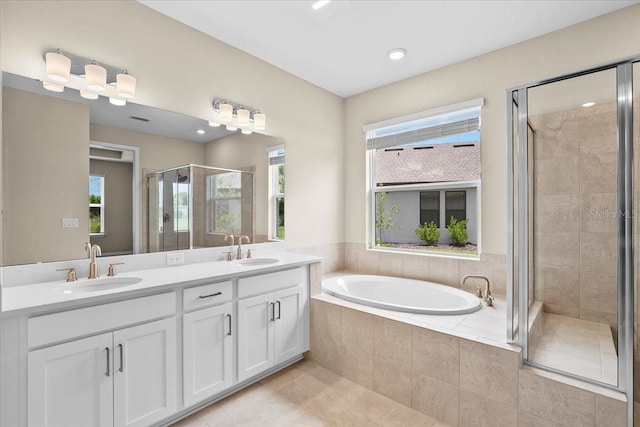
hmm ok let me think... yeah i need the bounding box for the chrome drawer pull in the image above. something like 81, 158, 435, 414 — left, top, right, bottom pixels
198, 291, 222, 299
118, 344, 124, 373
226, 314, 232, 336
276, 300, 281, 320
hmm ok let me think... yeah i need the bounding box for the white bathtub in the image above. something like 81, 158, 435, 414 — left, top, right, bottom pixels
322, 274, 482, 315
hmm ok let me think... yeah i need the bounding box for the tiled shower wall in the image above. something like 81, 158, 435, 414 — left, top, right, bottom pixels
530, 102, 618, 330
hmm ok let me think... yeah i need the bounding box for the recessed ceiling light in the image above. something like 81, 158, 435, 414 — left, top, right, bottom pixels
388, 48, 407, 61
196, 129, 206, 134
582, 101, 595, 108
312, 0, 330, 10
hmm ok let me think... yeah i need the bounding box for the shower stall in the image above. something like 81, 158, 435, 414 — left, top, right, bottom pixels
508, 59, 639, 417
147, 164, 254, 252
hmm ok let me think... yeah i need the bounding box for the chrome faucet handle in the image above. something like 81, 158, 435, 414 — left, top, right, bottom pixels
246, 249, 252, 259
57, 267, 77, 282
485, 295, 494, 307
222, 251, 233, 261
107, 262, 125, 277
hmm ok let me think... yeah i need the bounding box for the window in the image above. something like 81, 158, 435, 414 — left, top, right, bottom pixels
365, 98, 482, 255
207, 172, 242, 234
445, 191, 466, 225
268, 147, 285, 240
420, 191, 440, 227
89, 175, 105, 234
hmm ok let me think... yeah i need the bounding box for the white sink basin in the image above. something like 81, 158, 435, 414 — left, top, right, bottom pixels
236, 258, 279, 266
60, 277, 143, 294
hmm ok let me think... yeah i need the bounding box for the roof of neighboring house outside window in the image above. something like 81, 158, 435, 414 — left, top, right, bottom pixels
376, 142, 480, 185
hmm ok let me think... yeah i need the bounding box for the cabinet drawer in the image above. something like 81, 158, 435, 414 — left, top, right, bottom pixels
28, 292, 176, 349
238, 267, 306, 298
183, 281, 232, 311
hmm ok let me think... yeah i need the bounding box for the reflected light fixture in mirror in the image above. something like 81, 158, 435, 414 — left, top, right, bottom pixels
42, 81, 64, 92
253, 111, 266, 130
80, 90, 98, 100
109, 96, 126, 106
208, 120, 221, 127
45, 50, 71, 82
237, 107, 250, 126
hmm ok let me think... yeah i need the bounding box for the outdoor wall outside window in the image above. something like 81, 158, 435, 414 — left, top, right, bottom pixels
89, 175, 105, 234
268, 147, 285, 240
365, 98, 483, 256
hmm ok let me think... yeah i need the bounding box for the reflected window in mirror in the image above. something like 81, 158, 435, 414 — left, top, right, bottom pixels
174, 179, 190, 233
207, 172, 242, 234
89, 175, 105, 234
268, 147, 285, 240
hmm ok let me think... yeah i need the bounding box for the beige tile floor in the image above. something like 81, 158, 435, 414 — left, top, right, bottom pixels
170, 358, 449, 427
529, 313, 617, 385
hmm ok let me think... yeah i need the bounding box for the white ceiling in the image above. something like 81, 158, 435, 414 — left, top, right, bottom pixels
138, 0, 639, 98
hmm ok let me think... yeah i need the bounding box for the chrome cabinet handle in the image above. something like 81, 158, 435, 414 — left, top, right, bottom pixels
276, 301, 281, 320
199, 292, 222, 299
118, 344, 124, 373
226, 314, 232, 336
269, 302, 275, 322
105, 347, 110, 377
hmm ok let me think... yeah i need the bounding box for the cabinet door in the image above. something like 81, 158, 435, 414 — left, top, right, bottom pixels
274, 284, 305, 364
237, 292, 275, 382
183, 303, 233, 407
28, 333, 113, 427
113, 318, 177, 427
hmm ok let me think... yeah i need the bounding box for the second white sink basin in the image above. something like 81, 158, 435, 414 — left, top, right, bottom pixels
60, 277, 143, 294
236, 258, 279, 266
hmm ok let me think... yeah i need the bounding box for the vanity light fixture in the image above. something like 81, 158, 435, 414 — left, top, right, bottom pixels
42, 81, 64, 92
388, 48, 407, 61
252, 111, 266, 130
85, 61, 107, 92
45, 50, 71, 82
236, 107, 250, 126
212, 99, 267, 133
218, 101, 234, 123
116, 70, 136, 99
42, 49, 138, 105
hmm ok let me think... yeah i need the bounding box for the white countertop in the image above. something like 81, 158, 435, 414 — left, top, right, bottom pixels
2, 253, 321, 317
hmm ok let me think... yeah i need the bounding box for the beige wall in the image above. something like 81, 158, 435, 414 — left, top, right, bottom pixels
2, 87, 90, 264
0, 0, 345, 251
204, 133, 282, 242
343, 4, 640, 258
89, 159, 133, 255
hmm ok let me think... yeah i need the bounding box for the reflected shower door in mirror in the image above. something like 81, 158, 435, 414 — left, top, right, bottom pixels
1, 71, 283, 266
147, 165, 254, 253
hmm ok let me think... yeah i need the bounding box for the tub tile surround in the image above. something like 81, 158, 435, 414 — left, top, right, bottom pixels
344, 242, 507, 295
310, 294, 628, 426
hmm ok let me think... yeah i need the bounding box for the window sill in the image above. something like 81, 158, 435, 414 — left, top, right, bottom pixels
90, 233, 107, 237
367, 245, 480, 261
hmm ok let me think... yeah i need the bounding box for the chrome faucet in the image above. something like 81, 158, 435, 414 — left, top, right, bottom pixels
462, 274, 493, 306
88, 244, 102, 279
236, 235, 250, 260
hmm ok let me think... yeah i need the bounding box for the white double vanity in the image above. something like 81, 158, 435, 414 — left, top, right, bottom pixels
1, 247, 319, 427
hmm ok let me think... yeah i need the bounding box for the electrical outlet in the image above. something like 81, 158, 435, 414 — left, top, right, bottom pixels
61, 218, 79, 228
166, 253, 184, 266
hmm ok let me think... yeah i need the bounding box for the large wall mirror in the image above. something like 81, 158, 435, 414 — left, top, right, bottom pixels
2, 72, 284, 266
